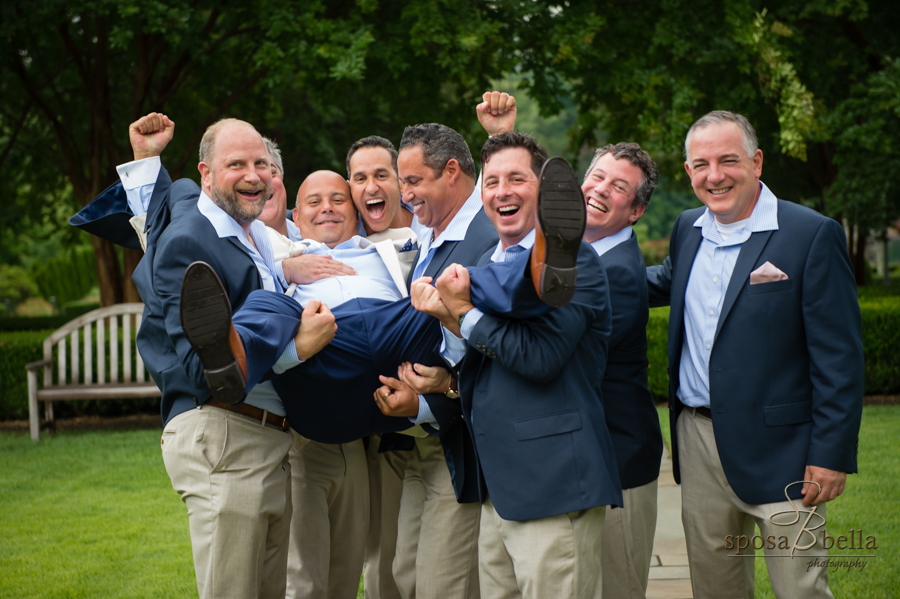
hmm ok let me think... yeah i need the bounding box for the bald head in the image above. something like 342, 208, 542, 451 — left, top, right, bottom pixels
294, 170, 358, 247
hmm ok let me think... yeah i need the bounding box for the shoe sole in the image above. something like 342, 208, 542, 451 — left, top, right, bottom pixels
536, 157, 586, 306
180, 262, 246, 405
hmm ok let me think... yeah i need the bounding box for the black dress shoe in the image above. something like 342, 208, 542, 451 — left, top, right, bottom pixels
180, 261, 248, 405
529, 157, 586, 307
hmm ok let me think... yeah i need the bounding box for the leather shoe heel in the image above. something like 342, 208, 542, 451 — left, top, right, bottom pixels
180, 261, 248, 405
531, 157, 586, 307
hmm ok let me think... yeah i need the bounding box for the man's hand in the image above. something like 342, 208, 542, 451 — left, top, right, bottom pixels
477, 91, 517, 137
373, 376, 420, 417
398, 361, 452, 395
282, 254, 356, 284
435, 264, 475, 321
801, 465, 847, 506
130, 113, 174, 161
294, 299, 337, 360
410, 276, 460, 334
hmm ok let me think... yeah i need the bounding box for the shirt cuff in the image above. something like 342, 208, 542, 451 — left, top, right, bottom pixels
440, 326, 467, 367
460, 308, 484, 340
411, 395, 438, 426
272, 338, 304, 374
117, 156, 161, 190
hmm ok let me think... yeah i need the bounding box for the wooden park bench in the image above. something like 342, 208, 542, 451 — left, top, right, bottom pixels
25, 303, 161, 441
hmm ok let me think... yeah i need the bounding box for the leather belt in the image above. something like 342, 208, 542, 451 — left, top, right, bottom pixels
205, 398, 290, 431
690, 406, 712, 420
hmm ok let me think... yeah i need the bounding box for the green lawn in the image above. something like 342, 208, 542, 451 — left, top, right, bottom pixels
657, 404, 900, 597
2, 408, 897, 597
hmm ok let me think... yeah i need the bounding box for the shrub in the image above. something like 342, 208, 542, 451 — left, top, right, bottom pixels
645, 302, 899, 400
0, 329, 53, 419
0, 265, 39, 305
639, 236, 670, 267
31, 246, 98, 305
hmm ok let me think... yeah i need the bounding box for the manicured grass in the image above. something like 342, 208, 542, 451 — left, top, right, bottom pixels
3, 408, 897, 597
0, 429, 195, 598
658, 405, 900, 597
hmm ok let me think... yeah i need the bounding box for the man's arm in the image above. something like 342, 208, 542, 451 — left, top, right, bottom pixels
799, 218, 864, 505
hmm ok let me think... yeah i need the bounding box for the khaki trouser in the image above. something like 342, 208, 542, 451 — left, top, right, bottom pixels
161, 406, 293, 599
286, 436, 369, 599
478, 498, 605, 599
394, 434, 481, 599
363, 433, 410, 599
601, 478, 658, 599
678, 409, 834, 599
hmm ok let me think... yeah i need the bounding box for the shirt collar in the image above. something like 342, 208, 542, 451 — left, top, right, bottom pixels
490, 229, 536, 262
693, 181, 779, 245
590, 226, 632, 257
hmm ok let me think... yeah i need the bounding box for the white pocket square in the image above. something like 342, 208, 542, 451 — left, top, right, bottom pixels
750, 261, 788, 285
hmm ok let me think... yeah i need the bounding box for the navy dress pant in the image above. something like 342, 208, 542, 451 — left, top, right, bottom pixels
230, 249, 550, 443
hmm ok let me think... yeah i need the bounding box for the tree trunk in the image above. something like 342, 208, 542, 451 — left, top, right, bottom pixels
89, 235, 124, 306
853, 226, 867, 287
123, 248, 142, 302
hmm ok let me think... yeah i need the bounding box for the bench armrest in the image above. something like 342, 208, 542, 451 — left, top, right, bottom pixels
25, 359, 53, 372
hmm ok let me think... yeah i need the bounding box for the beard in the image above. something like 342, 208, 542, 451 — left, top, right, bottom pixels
210, 178, 270, 225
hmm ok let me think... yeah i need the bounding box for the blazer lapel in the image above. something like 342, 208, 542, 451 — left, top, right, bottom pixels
226, 236, 262, 288
373, 239, 410, 298
714, 230, 774, 342
424, 240, 460, 279
670, 226, 704, 335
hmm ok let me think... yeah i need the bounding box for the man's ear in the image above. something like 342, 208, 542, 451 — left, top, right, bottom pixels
629, 203, 646, 224
198, 162, 212, 189
444, 159, 461, 185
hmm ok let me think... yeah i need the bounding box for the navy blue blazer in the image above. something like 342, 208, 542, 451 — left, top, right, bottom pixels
647, 199, 864, 505
379, 208, 498, 454
71, 170, 264, 425
598, 235, 663, 490
453, 241, 623, 521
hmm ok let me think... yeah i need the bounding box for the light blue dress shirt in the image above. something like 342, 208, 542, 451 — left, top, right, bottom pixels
677, 183, 779, 408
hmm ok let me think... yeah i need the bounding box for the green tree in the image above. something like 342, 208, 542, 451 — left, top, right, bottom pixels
505, 0, 900, 283
1, 0, 510, 305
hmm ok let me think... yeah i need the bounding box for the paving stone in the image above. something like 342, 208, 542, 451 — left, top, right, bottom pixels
649, 566, 692, 580
646, 578, 694, 599
652, 538, 688, 555
658, 553, 690, 566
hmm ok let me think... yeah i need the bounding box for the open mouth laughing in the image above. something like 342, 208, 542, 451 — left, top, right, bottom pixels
497, 204, 520, 218
587, 198, 608, 214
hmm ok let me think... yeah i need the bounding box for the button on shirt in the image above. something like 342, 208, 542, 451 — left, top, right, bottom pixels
116, 156, 287, 416
678, 183, 779, 409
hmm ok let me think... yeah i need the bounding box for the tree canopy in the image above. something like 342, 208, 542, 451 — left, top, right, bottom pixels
2, 0, 898, 301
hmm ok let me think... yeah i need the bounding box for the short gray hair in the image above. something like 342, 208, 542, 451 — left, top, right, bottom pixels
399, 123, 476, 180
684, 110, 758, 162
585, 142, 658, 209
264, 137, 284, 178
198, 118, 259, 165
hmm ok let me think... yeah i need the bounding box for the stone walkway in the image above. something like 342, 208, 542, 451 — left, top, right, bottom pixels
647, 445, 694, 599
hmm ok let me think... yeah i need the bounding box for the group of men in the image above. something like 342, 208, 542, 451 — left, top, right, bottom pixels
72, 91, 863, 599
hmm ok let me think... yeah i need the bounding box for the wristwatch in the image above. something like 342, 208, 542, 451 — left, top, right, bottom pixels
458, 309, 471, 330
444, 375, 460, 399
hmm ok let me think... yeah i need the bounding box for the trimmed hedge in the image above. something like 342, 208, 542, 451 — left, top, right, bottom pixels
858, 298, 900, 395
0, 329, 53, 419
0, 327, 158, 421
0, 301, 897, 420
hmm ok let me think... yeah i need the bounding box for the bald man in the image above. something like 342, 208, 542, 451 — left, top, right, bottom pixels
261, 170, 419, 599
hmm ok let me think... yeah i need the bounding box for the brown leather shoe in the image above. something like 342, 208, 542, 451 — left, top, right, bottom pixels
180, 261, 248, 405
530, 157, 586, 307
